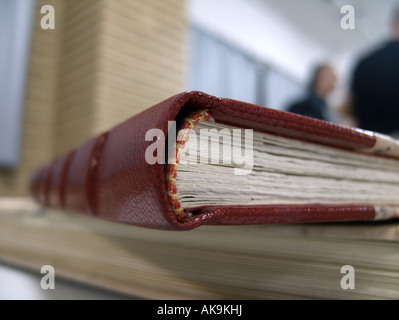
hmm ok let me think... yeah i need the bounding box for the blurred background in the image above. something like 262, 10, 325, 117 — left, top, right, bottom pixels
1, 0, 398, 196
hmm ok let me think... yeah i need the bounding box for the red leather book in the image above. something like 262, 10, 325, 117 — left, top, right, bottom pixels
30, 91, 399, 230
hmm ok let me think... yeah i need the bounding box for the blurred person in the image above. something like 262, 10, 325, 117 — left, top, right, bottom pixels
342, 5, 399, 135
287, 64, 337, 122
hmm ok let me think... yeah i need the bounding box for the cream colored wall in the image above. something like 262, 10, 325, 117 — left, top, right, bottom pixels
55, 0, 102, 154
94, 0, 187, 134
0, 0, 186, 196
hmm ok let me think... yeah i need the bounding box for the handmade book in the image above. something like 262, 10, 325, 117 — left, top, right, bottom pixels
30, 91, 399, 230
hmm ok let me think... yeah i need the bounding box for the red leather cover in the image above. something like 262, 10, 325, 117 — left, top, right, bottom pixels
30, 91, 379, 230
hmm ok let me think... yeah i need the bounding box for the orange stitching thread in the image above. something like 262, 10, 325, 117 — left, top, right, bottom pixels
166, 110, 211, 220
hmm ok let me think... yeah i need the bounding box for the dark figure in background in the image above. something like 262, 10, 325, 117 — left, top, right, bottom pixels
344, 6, 399, 135
288, 65, 337, 122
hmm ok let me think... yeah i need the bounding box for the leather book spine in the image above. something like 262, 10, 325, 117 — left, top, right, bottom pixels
31, 91, 392, 229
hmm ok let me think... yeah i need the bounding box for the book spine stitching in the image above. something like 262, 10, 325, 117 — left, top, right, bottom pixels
166, 110, 211, 220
